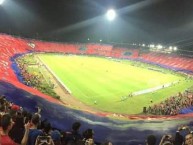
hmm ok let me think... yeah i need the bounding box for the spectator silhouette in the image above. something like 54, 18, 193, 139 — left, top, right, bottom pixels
146, 135, 157, 145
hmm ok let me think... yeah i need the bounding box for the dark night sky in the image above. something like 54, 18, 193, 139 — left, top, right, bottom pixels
0, 0, 193, 50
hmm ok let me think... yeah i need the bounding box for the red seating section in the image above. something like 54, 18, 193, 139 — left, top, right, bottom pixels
140, 52, 193, 71
33, 40, 139, 58
85, 44, 113, 56
0, 34, 192, 85
0, 34, 28, 82
34, 41, 81, 54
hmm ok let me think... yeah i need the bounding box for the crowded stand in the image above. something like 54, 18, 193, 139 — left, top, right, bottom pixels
0, 34, 193, 144
15, 55, 60, 99
147, 91, 193, 115
0, 95, 116, 145
2, 95, 193, 145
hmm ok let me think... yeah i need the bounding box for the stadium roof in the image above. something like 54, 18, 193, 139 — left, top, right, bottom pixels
0, 0, 193, 50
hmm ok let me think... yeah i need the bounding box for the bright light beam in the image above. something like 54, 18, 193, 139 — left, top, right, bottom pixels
47, 0, 161, 36
0, 0, 5, 5
106, 9, 116, 21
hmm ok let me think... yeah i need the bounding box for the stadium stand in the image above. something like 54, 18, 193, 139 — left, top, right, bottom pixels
0, 34, 193, 145
139, 52, 193, 72
1, 95, 193, 145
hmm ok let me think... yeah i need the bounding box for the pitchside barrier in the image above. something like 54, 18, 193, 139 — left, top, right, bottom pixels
37, 56, 72, 94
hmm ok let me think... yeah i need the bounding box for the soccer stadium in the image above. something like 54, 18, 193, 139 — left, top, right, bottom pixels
0, 0, 193, 145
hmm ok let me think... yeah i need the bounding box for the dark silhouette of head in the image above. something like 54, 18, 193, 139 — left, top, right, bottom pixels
31, 113, 40, 126
72, 122, 81, 132
1, 114, 14, 133
146, 135, 156, 145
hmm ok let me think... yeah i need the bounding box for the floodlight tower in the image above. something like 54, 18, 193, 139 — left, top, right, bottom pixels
106, 9, 116, 43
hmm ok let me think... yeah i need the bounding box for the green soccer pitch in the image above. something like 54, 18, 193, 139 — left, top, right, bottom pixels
38, 54, 193, 114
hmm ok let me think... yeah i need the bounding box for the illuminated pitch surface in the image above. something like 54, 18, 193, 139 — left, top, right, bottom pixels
38, 54, 192, 114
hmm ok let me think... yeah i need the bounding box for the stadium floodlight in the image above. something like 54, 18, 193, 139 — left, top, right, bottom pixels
157, 45, 163, 49
106, 9, 116, 21
100, 39, 102, 42
150, 44, 155, 48
0, 0, 5, 5
88, 38, 90, 41
174, 47, 177, 51
142, 44, 145, 47
169, 46, 173, 50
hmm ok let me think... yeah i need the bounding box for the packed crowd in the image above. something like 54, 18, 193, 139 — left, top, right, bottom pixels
146, 126, 193, 145
16, 56, 59, 99
147, 91, 193, 115
2, 95, 193, 145
0, 95, 113, 145
17, 59, 42, 88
